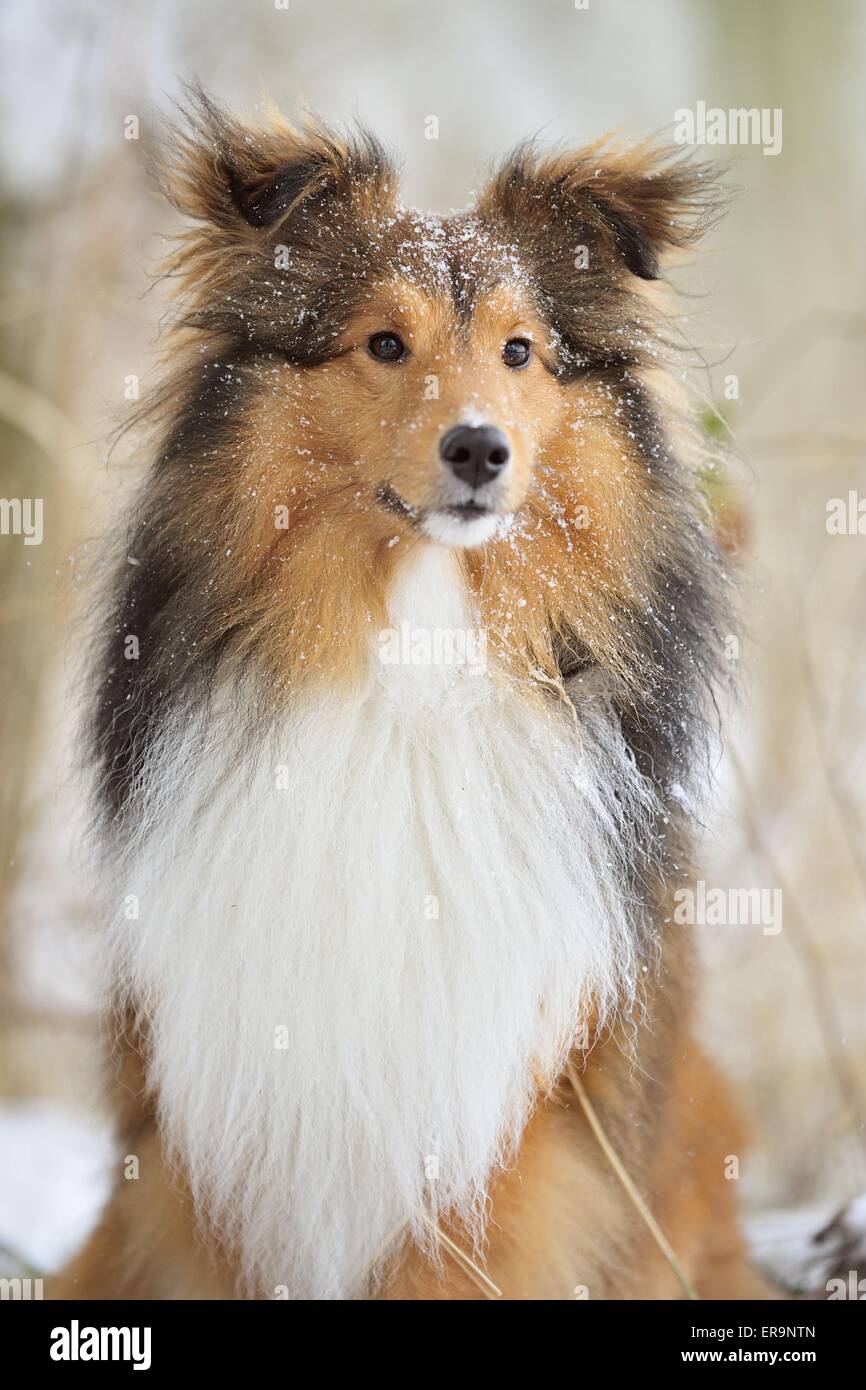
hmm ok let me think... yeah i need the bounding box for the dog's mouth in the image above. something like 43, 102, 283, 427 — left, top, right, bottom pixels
375, 483, 504, 548
443, 501, 490, 519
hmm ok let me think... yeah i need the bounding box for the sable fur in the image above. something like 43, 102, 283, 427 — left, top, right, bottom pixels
94, 547, 663, 1299
59, 88, 766, 1302
95, 89, 726, 825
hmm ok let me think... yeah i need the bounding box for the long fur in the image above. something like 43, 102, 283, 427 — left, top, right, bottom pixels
105, 548, 658, 1298
81, 89, 739, 1301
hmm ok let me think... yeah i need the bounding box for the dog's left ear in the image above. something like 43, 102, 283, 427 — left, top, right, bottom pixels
479, 140, 721, 281
163, 82, 394, 241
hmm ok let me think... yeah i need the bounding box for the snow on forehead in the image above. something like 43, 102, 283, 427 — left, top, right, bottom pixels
389, 206, 529, 299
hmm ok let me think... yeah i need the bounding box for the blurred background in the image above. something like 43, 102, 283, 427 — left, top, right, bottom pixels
1, 0, 865, 1292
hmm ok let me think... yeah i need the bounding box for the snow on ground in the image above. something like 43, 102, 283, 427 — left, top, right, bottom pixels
0, 1101, 114, 1274
748, 1195, 866, 1297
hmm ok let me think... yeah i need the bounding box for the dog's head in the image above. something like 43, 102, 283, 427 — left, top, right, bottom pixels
99, 89, 727, 814
162, 90, 714, 543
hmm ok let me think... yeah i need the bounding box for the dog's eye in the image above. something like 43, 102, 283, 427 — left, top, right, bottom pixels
502, 337, 531, 369
368, 332, 407, 363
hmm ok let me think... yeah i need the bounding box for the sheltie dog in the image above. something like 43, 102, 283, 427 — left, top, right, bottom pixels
58, 88, 766, 1300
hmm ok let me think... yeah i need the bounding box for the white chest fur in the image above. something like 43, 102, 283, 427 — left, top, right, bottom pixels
109, 545, 650, 1298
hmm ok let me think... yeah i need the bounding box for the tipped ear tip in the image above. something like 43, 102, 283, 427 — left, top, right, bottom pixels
630, 254, 661, 281
161, 92, 397, 234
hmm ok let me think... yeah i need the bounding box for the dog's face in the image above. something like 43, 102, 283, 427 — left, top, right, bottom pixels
160, 101, 707, 620
296, 271, 557, 549
232, 220, 600, 580
99, 90, 725, 815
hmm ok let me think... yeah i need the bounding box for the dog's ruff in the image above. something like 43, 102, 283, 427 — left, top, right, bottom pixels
106, 546, 655, 1299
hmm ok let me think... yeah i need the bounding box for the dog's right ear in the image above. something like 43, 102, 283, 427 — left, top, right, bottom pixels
164, 83, 393, 238
479, 138, 722, 283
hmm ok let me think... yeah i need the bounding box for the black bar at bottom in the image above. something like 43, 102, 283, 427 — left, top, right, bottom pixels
2, 1296, 858, 1373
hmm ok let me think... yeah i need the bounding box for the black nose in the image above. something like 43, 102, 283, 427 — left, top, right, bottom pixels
439, 425, 510, 488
